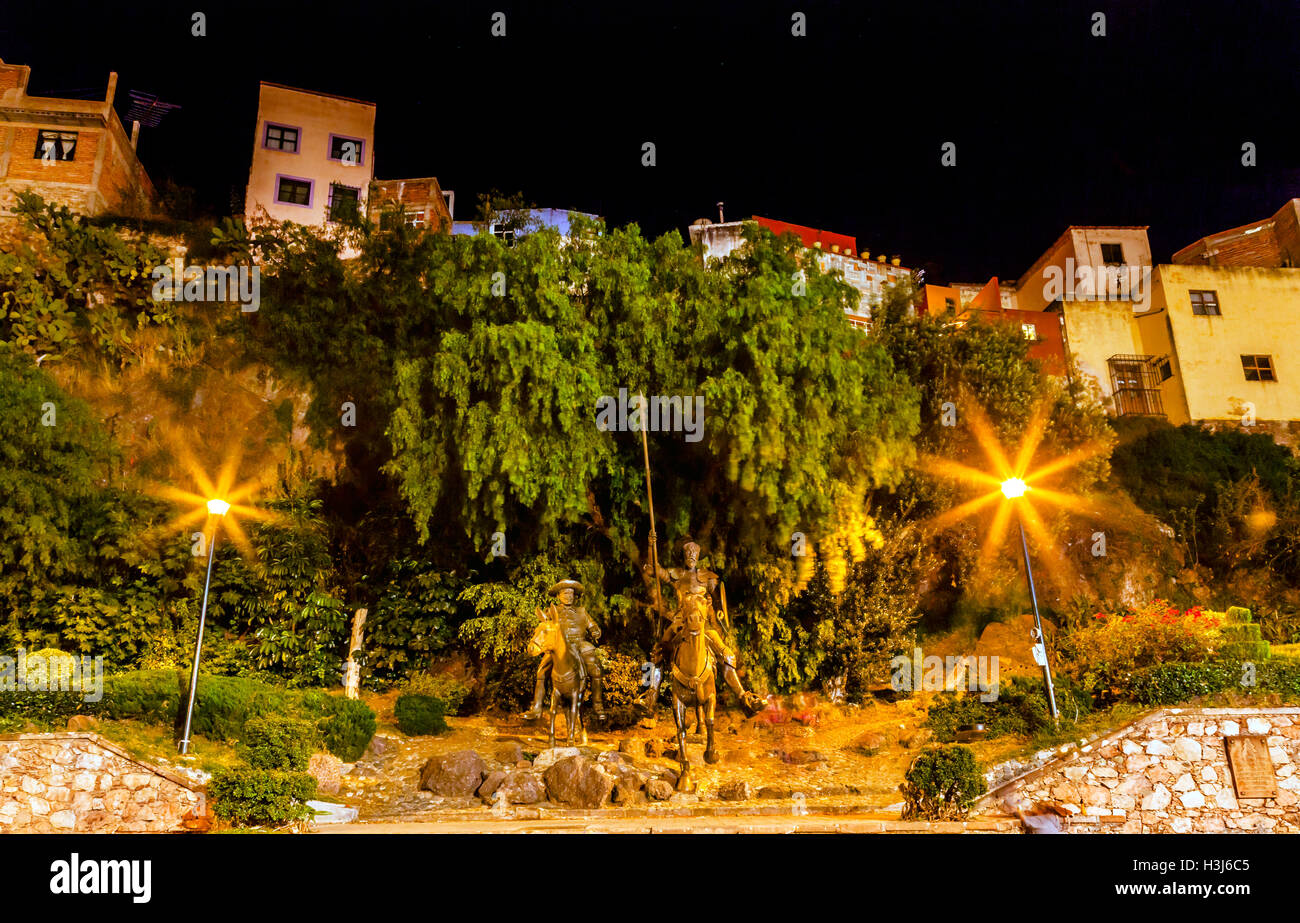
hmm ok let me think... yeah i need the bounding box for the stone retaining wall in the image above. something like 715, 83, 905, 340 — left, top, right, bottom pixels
980, 708, 1300, 833
0, 733, 208, 833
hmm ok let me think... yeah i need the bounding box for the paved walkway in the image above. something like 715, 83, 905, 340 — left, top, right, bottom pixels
315, 813, 1018, 834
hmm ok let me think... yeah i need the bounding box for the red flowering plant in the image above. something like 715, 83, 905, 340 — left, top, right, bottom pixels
1063, 600, 1224, 702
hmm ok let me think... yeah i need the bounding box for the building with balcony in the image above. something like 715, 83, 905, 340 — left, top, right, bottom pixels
0, 58, 155, 219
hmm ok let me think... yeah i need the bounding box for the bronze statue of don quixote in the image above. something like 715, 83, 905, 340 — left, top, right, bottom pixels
524, 395, 765, 791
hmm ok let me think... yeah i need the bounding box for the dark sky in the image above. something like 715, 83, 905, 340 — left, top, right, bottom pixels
3, 0, 1297, 281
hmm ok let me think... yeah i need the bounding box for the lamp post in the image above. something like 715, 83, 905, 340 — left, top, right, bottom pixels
1000, 478, 1059, 722
179, 498, 229, 755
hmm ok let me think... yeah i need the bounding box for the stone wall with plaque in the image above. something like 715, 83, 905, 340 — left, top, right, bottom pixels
978, 707, 1300, 833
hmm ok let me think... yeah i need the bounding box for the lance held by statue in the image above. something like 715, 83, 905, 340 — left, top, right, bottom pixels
523, 579, 607, 724
644, 541, 766, 718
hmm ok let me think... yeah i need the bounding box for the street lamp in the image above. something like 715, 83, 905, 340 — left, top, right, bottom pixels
179, 498, 229, 754
1001, 478, 1059, 723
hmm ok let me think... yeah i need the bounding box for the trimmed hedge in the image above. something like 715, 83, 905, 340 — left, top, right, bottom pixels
301, 693, 376, 761
924, 676, 1090, 743
208, 768, 317, 827
1128, 659, 1300, 705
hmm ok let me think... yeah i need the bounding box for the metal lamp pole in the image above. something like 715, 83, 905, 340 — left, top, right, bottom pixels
1003, 480, 1059, 723
180, 499, 229, 754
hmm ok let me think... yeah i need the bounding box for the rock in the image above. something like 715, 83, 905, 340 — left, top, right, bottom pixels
819, 784, 849, 797
497, 771, 546, 805
852, 732, 885, 753
308, 753, 343, 796
618, 737, 644, 755
306, 801, 358, 824
720, 749, 753, 765
646, 779, 673, 801
780, 748, 827, 765
612, 782, 646, 805
644, 739, 663, 758
597, 751, 633, 769
478, 770, 507, 802
1141, 784, 1171, 811
1173, 773, 1197, 792
418, 750, 486, 797
531, 747, 582, 772
758, 785, 793, 799
66, 715, 98, 733
898, 729, 932, 749
1144, 741, 1172, 756
364, 735, 397, 760
1172, 739, 1202, 762
493, 742, 525, 765
543, 756, 616, 808
668, 792, 699, 805
716, 780, 752, 801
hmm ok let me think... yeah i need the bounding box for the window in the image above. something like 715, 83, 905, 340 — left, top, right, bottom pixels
490, 223, 515, 247
404, 209, 426, 229
275, 176, 312, 207
944, 297, 956, 312
329, 134, 364, 166
1157, 358, 1173, 382
1189, 290, 1220, 316
1242, 355, 1276, 382
327, 183, 360, 221
34, 129, 77, 161
264, 124, 299, 153
1021, 323, 1038, 341
1100, 243, 1124, 264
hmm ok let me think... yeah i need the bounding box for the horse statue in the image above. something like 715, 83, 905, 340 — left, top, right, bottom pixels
660, 589, 720, 791
526, 612, 588, 748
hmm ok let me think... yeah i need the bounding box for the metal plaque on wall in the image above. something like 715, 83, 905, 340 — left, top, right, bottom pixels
1224, 735, 1278, 799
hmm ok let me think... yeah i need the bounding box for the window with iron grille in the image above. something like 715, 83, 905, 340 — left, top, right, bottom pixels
276, 177, 312, 206
34, 129, 77, 161
327, 183, 360, 222
1107, 354, 1166, 417
1190, 290, 1220, 315
1241, 355, 1276, 382
264, 124, 299, 152
1100, 243, 1124, 264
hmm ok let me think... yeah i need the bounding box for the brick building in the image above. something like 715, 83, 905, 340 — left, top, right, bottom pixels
0, 58, 155, 219
369, 177, 454, 232
1173, 199, 1300, 269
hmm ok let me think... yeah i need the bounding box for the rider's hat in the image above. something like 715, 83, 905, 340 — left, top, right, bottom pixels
548, 579, 584, 597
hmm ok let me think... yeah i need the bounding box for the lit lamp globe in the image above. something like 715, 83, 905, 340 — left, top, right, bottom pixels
1000, 478, 1027, 499
207, 498, 231, 516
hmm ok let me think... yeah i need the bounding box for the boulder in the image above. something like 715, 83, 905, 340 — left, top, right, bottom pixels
66, 715, 98, 732
308, 752, 343, 796
543, 756, 616, 808
644, 739, 663, 758
618, 737, 644, 755
757, 784, 792, 799
497, 771, 546, 805
646, 779, 673, 801
532, 747, 582, 772
716, 780, 752, 801
780, 748, 828, 765
364, 735, 397, 760
419, 750, 486, 797
612, 782, 647, 805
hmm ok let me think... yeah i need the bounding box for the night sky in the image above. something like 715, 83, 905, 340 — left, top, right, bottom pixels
3, 0, 1297, 282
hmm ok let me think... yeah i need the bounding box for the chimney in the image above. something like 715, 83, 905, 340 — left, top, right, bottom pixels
130, 120, 140, 150
716, 201, 725, 223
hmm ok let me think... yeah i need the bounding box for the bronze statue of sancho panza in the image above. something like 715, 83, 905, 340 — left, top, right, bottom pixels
524, 579, 606, 722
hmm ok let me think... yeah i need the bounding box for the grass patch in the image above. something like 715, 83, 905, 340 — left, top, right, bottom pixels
92, 719, 241, 775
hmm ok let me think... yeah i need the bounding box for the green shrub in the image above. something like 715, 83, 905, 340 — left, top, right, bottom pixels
402, 673, 470, 715
924, 676, 1088, 742
91, 670, 185, 724
184, 674, 292, 741
899, 746, 987, 820
208, 768, 317, 827
237, 715, 317, 771
302, 694, 376, 761
0, 690, 84, 727
394, 694, 448, 736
